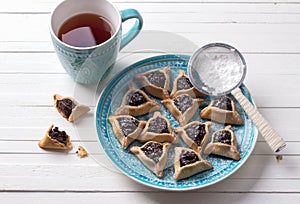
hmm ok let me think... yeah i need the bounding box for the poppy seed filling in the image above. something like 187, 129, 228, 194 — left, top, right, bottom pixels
212, 96, 233, 111
179, 150, 199, 167
177, 76, 193, 90
117, 117, 140, 137
148, 117, 169, 133
174, 94, 193, 114
213, 130, 232, 145
185, 124, 206, 146
146, 71, 166, 88
49, 126, 68, 146
141, 142, 163, 163
57, 99, 75, 118
126, 91, 147, 106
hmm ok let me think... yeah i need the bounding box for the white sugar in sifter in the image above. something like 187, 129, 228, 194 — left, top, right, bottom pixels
188, 43, 286, 152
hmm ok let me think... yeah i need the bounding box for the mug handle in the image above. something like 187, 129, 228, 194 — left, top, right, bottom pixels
120, 9, 143, 50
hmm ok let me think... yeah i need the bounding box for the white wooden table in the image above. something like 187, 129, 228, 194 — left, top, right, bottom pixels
1, 0, 300, 203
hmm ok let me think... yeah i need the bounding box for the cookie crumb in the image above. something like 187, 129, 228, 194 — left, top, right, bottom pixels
276, 155, 283, 162
76, 146, 88, 158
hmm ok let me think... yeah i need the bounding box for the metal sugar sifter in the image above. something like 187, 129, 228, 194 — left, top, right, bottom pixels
188, 43, 286, 152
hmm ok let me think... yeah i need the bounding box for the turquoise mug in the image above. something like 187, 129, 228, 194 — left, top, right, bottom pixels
50, 0, 143, 84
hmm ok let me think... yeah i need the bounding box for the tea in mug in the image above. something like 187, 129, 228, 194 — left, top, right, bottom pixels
58, 13, 115, 47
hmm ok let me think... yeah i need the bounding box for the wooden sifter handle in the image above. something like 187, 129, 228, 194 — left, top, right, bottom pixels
231, 87, 286, 152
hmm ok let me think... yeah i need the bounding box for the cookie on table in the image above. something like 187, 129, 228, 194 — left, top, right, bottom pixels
162, 94, 203, 126
108, 115, 146, 149
130, 141, 171, 178
173, 147, 212, 180
203, 125, 240, 161
200, 96, 243, 125
138, 111, 177, 143
174, 121, 211, 152
38, 124, 72, 150
170, 70, 205, 99
54, 94, 90, 122
135, 66, 170, 99
114, 84, 160, 116
76, 146, 88, 158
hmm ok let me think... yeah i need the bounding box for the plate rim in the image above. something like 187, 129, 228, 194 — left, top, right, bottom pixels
95, 54, 258, 191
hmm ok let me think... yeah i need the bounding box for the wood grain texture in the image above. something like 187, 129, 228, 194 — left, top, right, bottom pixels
1, 0, 300, 203
1, 192, 300, 204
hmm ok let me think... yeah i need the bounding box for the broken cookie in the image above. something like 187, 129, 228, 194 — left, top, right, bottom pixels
38, 124, 72, 150
76, 146, 88, 158
54, 94, 90, 122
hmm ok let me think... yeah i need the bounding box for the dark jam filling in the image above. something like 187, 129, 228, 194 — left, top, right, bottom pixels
148, 117, 169, 133
177, 76, 193, 90
141, 142, 163, 163
49, 126, 67, 146
212, 96, 233, 111
213, 130, 232, 145
126, 91, 147, 106
117, 117, 140, 137
173, 94, 193, 114
179, 150, 199, 167
185, 123, 206, 146
56, 99, 75, 118
146, 71, 166, 88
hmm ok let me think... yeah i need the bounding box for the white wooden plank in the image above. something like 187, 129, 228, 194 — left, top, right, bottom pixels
1, 0, 299, 200
2, 11, 300, 36
0, 140, 297, 155
0, 126, 297, 143
1, 12, 300, 52
2, 165, 300, 192
1, 53, 300, 75
0, 175, 300, 193
0, 141, 103, 154
1, 68, 300, 107
0, 155, 298, 179
0, 53, 62, 73
1, 192, 300, 204
0, 127, 96, 141
3, 1, 300, 13
0, 107, 298, 142
1, 25, 300, 53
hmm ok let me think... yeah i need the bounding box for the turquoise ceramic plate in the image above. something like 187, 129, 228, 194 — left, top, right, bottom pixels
95, 54, 258, 190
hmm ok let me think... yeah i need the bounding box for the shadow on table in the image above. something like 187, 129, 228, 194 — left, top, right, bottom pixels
139, 154, 266, 204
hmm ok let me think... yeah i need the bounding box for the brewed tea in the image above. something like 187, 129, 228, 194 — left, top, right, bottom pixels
58, 13, 115, 47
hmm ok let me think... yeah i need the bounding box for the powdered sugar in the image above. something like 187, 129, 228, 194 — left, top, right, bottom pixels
190, 46, 245, 96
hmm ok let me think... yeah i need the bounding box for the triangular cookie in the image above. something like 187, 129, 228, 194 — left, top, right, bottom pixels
114, 84, 160, 116
200, 96, 243, 125
170, 70, 206, 99
135, 66, 170, 99
138, 112, 177, 143
54, 94, 90, 122
175, 121, 211, 152
108, 115, 146, 149
173, 147, 212, 180
162, 94, 203, 126
203, 125, 240, 160
130, 141, 171, 178
38, 124, 72, 150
